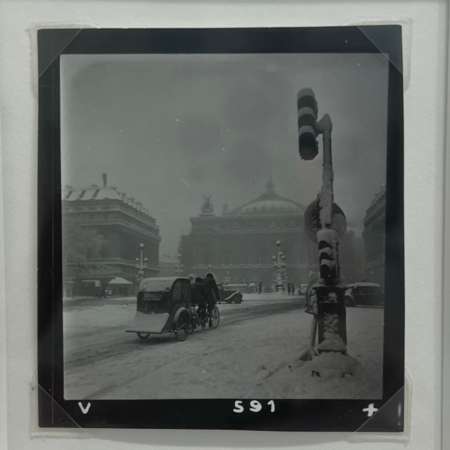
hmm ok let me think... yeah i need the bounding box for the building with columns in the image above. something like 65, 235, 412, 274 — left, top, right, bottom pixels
179, 180, 310, 288
362, 188, 386, 287
62, 174, 160, 296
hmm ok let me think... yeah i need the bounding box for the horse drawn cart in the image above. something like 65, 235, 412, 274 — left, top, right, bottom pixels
126, 276, 220, 341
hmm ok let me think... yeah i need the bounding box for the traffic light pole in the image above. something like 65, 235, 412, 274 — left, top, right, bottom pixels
297, 89, 347, 361
316, 114, 334, 228
309, 114, 347, 355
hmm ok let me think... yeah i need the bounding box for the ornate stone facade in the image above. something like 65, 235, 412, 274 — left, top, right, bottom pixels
362, 188, 385, 286
179, 180, 310, 288
62, 174, 160, 296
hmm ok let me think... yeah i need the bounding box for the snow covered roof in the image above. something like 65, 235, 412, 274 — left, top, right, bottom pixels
349, 282, 381, 288
139, 276, 189, 291
228, 179, 304, 216
64, 185, 123, 201
108, 277, 133, 285
62, 174, 151, 215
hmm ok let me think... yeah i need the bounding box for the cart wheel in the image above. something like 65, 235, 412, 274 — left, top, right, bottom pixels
137, 332, 150, 341
198, 309, 207, 329
210, 306, 220, 329
186, 318, 195, 334
175, 314, 189, 341
189, 312, 198, 332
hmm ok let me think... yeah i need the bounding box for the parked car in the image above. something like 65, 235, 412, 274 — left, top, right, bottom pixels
223, 283, 252, 294
218, 284, 243, 304
344, 282, 384, 307
222, 289, 243, 304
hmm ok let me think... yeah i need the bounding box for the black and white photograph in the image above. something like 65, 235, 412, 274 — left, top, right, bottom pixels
38, 27, 404, 430
61, 51, 388, 399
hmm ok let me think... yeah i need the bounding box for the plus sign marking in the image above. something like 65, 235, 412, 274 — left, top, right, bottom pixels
362, 403, 378, 417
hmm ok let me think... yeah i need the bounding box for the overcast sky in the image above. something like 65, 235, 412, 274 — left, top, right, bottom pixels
61, 53, 389, 260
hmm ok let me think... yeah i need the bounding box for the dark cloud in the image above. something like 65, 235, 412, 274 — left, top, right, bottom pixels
176, 114, 224, 158
223, 137, 273, 186
186, 164, 207, 183
223, 82, 279, 133
61, 53, 388, 257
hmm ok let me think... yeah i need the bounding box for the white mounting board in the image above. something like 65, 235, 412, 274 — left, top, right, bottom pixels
0, 0, 448, 449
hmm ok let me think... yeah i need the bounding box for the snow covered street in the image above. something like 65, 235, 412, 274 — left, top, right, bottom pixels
63, 294, 383, 400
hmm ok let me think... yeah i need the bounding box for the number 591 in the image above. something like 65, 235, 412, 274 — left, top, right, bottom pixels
233, 400, 275, 413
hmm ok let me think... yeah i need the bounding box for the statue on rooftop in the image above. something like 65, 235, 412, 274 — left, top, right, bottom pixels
201, 195, 214, 216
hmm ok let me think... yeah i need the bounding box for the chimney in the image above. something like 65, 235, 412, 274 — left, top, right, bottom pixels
102, 173, 107, 187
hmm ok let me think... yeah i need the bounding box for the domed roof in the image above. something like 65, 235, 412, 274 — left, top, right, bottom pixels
229, 180, 304, 216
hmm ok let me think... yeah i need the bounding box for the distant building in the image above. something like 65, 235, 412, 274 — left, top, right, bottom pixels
339, 229, 366, 283
362, 188, 385, 286
179, 180, 309, 288
62, 173, 160, 296
158, 260, 180, 277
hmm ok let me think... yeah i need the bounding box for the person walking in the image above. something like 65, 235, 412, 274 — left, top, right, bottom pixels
192, 277, 208, 327
205, 273, 219, 327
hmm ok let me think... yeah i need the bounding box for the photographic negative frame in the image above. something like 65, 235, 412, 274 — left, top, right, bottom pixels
38, 26, 404, 431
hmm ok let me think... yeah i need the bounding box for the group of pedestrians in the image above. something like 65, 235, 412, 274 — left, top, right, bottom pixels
286, 283, 296, 295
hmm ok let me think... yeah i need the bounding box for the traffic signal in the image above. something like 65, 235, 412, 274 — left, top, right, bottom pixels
297, 88, 319, 160
304, 198, 348, 242
317, 228, 339, 282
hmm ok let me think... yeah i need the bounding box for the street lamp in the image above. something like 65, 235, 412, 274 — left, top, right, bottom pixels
280, 253, 288, 291
136, 242, 148, 285
272, 240, 287, 292
176, 250, 184, 276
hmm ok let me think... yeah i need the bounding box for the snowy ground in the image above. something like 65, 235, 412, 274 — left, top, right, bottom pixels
63, 294, 383, 400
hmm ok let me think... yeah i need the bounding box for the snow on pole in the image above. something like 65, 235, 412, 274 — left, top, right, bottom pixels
317, 114, 333, 228
298, 89, 348, 365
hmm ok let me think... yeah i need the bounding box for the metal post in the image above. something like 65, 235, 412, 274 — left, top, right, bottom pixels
297, 89, 347, 357
273, 240, 285, 292
136, 242, 148, 285
177, 251, 184, 276
317, 114, 334, 228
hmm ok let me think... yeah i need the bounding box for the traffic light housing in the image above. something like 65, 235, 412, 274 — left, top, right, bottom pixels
317, 227, 339, 283
297, 88, 319, 160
